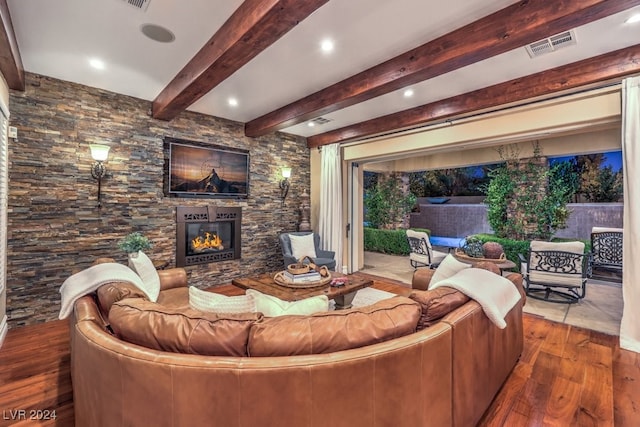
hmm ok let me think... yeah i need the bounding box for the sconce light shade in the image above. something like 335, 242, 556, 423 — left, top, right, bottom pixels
89, 144, 110, 208
90, 144, 110, 162
279, 167, 292, 207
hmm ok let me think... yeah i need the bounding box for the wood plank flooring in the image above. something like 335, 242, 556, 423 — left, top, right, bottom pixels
0, 274, 638, 426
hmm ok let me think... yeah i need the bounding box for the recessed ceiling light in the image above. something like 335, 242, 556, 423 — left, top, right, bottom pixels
228, 97, 238, 107
403, 89, 414, 98
320, 39, 334, 53
89, 58, 105, 70
626, 13, 640, 24
141, 23, 175, 43
307, 122, 315, 127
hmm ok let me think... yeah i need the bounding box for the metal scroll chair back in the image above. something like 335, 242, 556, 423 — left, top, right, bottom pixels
590, 227, 623, 273
406, 229, 447, 269
521, 240, 589, 304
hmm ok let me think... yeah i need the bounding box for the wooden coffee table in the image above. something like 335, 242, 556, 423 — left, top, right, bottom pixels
232, 272, 373, 309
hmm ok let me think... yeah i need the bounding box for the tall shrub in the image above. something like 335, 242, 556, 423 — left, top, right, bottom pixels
364, 175, 416, 229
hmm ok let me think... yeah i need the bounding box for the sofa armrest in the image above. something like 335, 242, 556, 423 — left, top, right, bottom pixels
412, 268, 435, 290
505, 272, 526, 303
158, 268, 188, 291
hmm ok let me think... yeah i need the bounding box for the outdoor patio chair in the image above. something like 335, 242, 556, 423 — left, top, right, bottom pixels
519, 240, 589, 304
590, 226, 623, 275
406, 229, 447, 269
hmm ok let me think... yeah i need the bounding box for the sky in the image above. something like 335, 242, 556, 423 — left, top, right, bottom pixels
549, 150, 623, 172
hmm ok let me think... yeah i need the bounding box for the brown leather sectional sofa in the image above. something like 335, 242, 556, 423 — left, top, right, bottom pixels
70, 265, 524, 427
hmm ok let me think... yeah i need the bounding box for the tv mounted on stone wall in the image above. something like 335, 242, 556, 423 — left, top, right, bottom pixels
164, 137, 249, 199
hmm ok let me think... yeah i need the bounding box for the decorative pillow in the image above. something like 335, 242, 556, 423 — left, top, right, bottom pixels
109, 299, 262, 357
409, 287, 470, 330
429, 254, 470, 287
248, 296, 421, 356
128, 251, 161, 302
189, 286, 256, 314
288, 233, 317, 260
246, 289, 328, 317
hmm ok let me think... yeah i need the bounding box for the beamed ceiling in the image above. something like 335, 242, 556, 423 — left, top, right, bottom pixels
2, 0, 640, 148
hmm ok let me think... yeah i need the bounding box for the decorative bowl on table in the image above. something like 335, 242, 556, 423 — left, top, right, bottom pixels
273, 270, 333, 289
453, 248, 506, 264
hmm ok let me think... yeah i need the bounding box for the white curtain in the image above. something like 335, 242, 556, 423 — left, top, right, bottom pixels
318, 143, 343, 271
620, 76, 640, 353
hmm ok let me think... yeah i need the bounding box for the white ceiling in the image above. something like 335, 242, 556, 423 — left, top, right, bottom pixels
7, 0, 640, 138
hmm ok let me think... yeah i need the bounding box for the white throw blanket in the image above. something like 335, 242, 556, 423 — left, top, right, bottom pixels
429, 268, 521, 329
58, 263, 146, 319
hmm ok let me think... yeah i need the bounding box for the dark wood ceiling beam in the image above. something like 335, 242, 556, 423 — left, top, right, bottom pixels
306, 44, 640, 148
246, 0, 640, 137
152, 0, 330, 121
0, 0, 24, 91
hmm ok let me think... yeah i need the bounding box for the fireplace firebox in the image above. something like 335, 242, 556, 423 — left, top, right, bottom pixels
176, 206, 241, 267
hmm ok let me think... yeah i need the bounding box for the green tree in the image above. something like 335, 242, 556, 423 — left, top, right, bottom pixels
364, 175, 416, 229
580, 156, 623, 202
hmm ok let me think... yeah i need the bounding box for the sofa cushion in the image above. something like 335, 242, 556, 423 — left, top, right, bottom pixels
409, 287, 470, 330
96, 281, 148, 317
156, 287, 189, 309
109, 298, 262, 357
247, 296, 420, 356
246, 289, 329, 317
189, 286, 256, 313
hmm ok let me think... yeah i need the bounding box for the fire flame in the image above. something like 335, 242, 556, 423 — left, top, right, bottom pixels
191, 232, 223, 252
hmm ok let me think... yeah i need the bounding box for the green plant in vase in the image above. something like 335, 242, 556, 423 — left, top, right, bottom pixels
118, 232, 152, 258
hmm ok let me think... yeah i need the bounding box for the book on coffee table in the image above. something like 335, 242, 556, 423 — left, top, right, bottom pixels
283, 270, 322, 282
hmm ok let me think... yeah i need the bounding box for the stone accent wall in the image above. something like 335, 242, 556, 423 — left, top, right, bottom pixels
7, 73, 309, 327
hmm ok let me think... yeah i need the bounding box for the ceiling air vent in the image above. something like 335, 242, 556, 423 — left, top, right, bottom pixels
311, 117, 331, 125
525, 30, 576, 58
120, 0, 151, 11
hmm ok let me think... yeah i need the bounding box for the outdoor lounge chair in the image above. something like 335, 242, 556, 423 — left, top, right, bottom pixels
590, 226, 623, 276
519, 240, 589, 304
406, 229, 447, 269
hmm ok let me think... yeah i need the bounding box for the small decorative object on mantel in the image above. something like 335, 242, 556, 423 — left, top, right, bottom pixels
298, 189, 311, 232
118, 232, 152, 260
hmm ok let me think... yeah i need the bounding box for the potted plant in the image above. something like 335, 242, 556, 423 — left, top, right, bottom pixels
118, 232, 152, 259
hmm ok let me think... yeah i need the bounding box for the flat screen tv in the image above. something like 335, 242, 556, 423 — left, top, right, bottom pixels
165, 137, 249, 199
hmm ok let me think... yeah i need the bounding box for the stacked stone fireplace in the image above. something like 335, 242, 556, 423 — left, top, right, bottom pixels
176, 206, 242, 267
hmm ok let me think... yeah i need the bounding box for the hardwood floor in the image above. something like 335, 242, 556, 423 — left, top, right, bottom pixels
0, 275, 638, 426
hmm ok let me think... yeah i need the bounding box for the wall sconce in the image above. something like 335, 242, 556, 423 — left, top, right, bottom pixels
90, 144, 110, 208
279, 167, 291, 207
